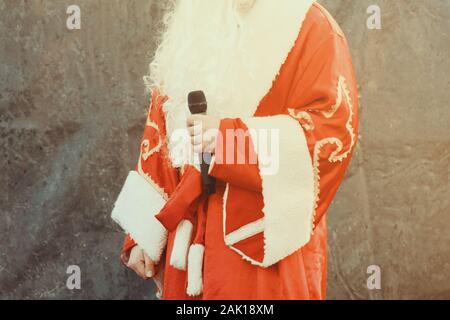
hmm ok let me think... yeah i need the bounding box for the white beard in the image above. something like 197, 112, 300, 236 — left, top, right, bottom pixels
148, 0, 314, 167
234, 0, 257, 14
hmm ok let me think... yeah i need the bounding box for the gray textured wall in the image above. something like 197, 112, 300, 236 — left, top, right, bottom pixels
2, 0, 449, 299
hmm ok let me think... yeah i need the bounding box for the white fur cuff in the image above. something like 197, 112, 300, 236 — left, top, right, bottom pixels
169, 219, 193, 271
111, 171, 168, 263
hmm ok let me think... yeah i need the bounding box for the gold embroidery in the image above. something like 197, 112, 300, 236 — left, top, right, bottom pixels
136, 106, 169, 201
311, 76, 356, 232
288, 109, 315, 131
322, 76, 345, 118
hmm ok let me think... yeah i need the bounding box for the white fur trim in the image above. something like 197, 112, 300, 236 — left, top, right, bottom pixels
207, 155, 216, 175
311, 76, 356, 230
169, 219, 193, 270
186, 244, 205, 297
111, 171, 167, 263
224, 116, 315, 267
225, 218, 264, 246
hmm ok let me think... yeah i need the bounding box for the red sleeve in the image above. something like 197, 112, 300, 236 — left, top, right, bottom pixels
212, 23, 358, 267
288, 33, 359, 227
209, 118, 262, 193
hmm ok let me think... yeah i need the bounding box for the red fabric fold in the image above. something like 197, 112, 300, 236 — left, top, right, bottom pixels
192, 194, 208, 245
210, 118, 262, 193
155, 165, 203, 232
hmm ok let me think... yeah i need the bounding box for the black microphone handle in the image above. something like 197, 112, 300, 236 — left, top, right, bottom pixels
187, 90, 216, 195
201, 152, 216, 195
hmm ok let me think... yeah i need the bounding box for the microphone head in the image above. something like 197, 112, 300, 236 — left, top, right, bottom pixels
188, 90, 207, 114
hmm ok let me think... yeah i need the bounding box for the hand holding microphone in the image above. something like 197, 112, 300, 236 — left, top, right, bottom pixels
187, 91, 219, 195
187, 115, 220, 154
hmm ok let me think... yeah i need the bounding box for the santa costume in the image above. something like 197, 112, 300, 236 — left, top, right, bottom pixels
112, 0, 359, 300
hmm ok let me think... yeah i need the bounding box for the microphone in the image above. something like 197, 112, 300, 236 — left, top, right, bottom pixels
188, 91, 216, 195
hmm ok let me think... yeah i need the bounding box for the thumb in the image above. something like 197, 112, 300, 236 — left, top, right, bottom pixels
143, 252, 156, 278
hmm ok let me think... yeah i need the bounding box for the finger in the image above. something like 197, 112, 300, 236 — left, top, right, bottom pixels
136, 264, 147, 279
204, 141, 216, 154
126, 246, 144, 268
143, 253, 156, 278
202, 134, 215, 144
129, 260, 146, 279
127, 247, 146, 279
186, 115, 195, 126
187, 115, 204, 127
190, 134, 203, 146
188, 124, 202, 136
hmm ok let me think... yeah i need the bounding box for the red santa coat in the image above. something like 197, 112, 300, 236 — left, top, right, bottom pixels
113, 2, 358, 300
